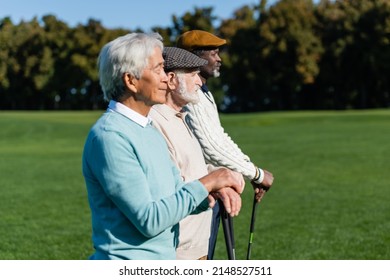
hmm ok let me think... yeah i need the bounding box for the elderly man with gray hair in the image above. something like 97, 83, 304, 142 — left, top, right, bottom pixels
82, 33, 245, 260
150, 47, 242, 260
177, 30, 275, 259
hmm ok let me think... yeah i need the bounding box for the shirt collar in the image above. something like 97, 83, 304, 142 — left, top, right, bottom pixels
200, 84, 209, 93
198, 85, 214, 104
107, 100, 151, 127
150, 104, 188, 121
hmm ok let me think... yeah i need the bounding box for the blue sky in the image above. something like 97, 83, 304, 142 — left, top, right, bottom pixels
0, 0, 276, 31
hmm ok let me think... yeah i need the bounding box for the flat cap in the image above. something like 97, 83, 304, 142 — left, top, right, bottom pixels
163, 47, 208, 72
177, 30, 226, 51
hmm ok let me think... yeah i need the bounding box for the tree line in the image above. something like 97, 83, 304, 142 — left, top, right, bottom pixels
1, 0, 389, 111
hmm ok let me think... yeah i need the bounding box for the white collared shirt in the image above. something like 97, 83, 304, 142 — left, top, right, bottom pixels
107, 100, 151, 127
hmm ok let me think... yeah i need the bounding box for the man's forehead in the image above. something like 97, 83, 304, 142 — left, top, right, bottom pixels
148, 49, 164, 66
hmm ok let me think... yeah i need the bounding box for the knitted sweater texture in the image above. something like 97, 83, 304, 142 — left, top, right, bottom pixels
185, 88, 257, 180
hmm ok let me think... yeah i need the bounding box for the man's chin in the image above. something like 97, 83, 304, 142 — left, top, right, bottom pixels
212, 70, 220, 78
154, 93, 168, 105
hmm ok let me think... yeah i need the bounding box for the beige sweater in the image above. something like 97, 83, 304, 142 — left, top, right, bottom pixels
149, 104, 212, 260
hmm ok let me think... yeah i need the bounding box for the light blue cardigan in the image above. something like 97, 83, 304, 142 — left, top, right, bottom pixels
82, 110, 208, 259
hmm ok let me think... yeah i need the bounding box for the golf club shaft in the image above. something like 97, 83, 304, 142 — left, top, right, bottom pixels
246, 193, 259, 260
219, 200, 235, 260
228, 210, 236, 259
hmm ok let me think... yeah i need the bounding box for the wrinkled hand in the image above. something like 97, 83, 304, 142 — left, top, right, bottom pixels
207, 194, 217, 209
211, 187, 242, 217
199, 167, 245, 194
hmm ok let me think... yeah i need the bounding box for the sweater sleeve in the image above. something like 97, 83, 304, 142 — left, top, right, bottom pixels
185, 89, 257, 180
85, 129, 208, 238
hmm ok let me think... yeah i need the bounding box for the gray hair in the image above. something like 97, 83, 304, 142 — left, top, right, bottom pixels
97, 33, 163, 101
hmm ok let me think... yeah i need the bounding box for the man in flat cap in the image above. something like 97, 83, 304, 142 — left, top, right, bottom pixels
82, 33, 245, 260
149, 47, 242, 260
177, 30, 274, 259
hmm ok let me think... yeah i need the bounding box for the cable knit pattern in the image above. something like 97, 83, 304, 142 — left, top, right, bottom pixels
184, 88, 257, 180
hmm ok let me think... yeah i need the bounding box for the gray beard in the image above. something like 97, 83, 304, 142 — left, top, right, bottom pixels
212, 69, 220, 78
177, 75, 200, 104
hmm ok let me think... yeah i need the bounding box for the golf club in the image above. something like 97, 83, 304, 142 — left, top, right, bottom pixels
246, 192, 259, 260
219, 200, 235, 260
247, 185, 269, 260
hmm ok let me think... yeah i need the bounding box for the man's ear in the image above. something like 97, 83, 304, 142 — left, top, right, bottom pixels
167, 72, 178, 90
122, 73, 138, 93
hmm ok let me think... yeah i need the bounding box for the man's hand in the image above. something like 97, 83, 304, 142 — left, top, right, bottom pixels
252, 169, 274, 202
260, 169, 274, 188
211, 187, 242, 217
252, 183, 267, 202
199, 167, 245, 195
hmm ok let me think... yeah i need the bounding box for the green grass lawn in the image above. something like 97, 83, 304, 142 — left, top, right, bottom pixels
0, 110, 389, 260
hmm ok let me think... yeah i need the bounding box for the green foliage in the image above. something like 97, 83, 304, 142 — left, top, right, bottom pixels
221, 0, 324, 111
1, 0, 390, 111
0, 17, 130, 110
315, 0, 390, 109
0, 110, 389, 259
261, 0, 322, 83
219, 5, 260, 112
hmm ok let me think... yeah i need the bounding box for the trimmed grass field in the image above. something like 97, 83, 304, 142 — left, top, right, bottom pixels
0, 110, 389, 260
